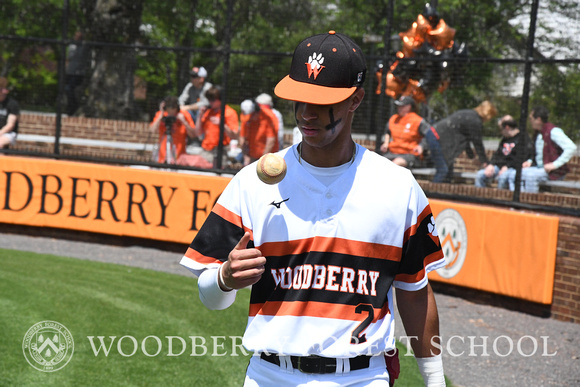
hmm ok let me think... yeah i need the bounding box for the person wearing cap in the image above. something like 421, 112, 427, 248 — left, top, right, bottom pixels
380, 95, 446, 180
0, 77, 20, 149
238, 98, 279, 166
474, 115, 533, 189
256, 93, 284, 150
180, 31, 446, 386
178, 66, 213, 122
432, 100, 498, 182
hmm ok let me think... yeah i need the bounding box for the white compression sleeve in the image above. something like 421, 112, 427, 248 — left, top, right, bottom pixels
197, 268, 237, 310
416, 354, 445, 386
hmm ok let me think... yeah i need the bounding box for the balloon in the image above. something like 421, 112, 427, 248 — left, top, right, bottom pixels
399, 24, 422, 57
427, 19, 455, 50
390, 59, 410, 81
386, 72, 405, 99
415, 15, 431, 37
382, 11, 464, 102
375, 63, 405, 99
403, 80, 426, 104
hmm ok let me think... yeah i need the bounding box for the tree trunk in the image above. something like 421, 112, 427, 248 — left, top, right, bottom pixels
80, 0, 144, 119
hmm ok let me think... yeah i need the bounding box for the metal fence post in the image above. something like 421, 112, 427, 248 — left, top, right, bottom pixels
54, 0, 70, 155
514, 0, 540, 202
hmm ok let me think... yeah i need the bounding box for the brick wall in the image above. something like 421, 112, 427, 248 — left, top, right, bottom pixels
16, 113, 151, 160
553, 216, 580, 322
11, 112, 580, 323
19, 113, 149, 142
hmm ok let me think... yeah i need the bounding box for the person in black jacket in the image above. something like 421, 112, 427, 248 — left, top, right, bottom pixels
474, 115, 533, 188
433, 100, 497, 182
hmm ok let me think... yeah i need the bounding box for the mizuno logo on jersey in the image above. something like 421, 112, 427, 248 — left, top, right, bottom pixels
271, 264, 380, 296
270, 198, 289, 208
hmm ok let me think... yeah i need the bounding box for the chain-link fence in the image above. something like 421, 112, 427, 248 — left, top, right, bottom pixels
1, 1, 579, 214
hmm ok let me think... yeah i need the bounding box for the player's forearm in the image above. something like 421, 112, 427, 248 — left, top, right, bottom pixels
396, 284, 441, 357
197, 268, 237, 310
397, 284, 444, 386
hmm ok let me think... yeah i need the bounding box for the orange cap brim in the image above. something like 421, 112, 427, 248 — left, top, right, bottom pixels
274, 75, 357, 105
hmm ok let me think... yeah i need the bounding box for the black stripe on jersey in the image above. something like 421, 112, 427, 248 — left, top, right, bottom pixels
397, 214, 441, 276
249, 252, 399, 309
189, 212, 254, 262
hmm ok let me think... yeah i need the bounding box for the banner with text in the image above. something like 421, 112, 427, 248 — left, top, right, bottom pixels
429, 199, 559, 304
0, 157, 559, 304
0, 156, 230, 244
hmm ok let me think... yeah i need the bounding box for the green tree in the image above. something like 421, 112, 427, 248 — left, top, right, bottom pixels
0, 0, 64, 108
0, 0, 577, 131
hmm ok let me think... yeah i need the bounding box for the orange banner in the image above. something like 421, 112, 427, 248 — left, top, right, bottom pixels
0, 157, 560, 304
0, 156, 230, 244
429, 199, 559, 304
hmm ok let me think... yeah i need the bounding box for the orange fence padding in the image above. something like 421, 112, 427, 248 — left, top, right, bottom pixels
429, 200, 559, 304
0, 156, 230, 244
0, 157, 559, 304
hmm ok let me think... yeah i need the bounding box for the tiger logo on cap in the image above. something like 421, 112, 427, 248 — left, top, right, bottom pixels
306, 52, 325, 80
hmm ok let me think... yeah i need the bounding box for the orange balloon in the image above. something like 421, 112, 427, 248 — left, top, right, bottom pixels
375, 70, 382, 94
386, 72, 405, 99
374, 66, 406, 98
404, 79, 426, 103
399, 25, 422, 57
427, 19, 456, 50
415, 15, 431, 38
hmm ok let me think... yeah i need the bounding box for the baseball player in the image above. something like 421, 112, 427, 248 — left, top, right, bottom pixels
181, 31, 446, 386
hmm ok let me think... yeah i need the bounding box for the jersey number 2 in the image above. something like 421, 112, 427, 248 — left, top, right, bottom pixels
350, 304, 374, 344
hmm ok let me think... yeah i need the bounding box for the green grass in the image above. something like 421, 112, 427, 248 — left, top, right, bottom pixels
0, 248, 452, 386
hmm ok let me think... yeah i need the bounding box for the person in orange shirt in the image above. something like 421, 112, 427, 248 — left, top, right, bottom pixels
380, 95, 448, 181
194, 86, 239, 165
256, 93, 284, 150
238, 99, 278, 166
149, 95, 195, 164
380, 96, 431, 168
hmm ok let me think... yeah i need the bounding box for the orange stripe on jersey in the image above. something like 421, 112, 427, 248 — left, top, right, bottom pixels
394, 267, 425, 284
394, 250, 443, 283
212, 203, 253, 237
183, 247, 223, 266
403, 204, 433, 243
249, 300, 390, 324
258, 237, 402, 262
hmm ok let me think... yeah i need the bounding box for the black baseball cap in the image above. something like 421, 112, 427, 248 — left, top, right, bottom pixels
394, 95, 415, 106
275, 31, 366, 105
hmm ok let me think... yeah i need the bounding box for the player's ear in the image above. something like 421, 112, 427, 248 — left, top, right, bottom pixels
349, 88, 365, 112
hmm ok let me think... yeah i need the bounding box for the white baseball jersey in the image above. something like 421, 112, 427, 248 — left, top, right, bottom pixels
180, 143, 445, 358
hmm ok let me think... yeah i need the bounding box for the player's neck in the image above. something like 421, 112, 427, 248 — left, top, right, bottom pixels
299, 139, 356, 168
